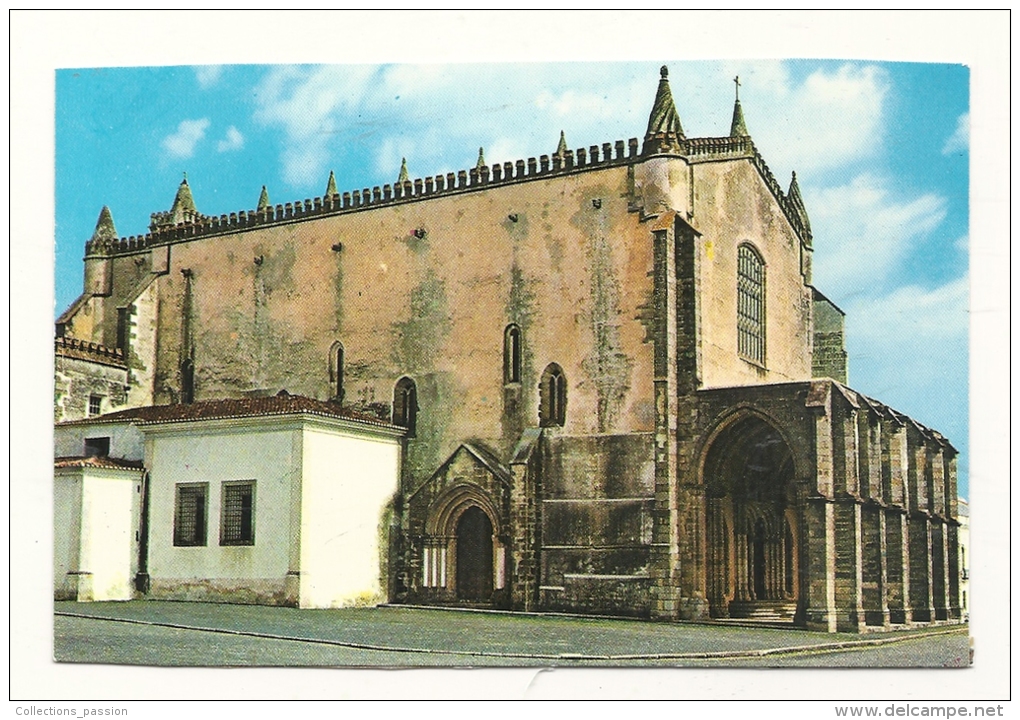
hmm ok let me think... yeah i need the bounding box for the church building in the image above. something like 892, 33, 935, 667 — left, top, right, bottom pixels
54, 67, 963, 632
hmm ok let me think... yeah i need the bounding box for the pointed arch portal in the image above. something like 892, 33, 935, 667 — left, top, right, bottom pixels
703, 414, 799, 620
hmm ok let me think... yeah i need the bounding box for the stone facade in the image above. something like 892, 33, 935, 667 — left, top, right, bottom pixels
53, 67, 961, 631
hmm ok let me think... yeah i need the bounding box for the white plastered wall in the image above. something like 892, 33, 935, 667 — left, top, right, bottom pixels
54, 421, 144, 461
298, 425, 401, 608
54, 467, 142, 601
53, 471, 83, 599
144, 423, 299, 602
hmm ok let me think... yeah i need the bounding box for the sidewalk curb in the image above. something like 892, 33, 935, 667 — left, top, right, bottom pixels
54, 610, 968, 663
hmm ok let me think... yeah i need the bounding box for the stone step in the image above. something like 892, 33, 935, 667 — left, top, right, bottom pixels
728, 600, 798, 620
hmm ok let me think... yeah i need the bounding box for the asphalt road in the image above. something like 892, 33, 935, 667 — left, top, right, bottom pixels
53, 601, 971, 668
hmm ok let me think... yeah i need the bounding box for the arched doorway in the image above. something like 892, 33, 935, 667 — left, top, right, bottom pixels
456, 506, 493, 602
703, 414, 799, 622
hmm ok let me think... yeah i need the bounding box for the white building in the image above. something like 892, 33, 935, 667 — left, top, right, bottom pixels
54, 394, 404, 608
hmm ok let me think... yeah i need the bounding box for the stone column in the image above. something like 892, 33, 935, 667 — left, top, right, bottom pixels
802, 497, 837, 632
833, 497, 864, 632
907, 429, 934, 623
947, 522, 962, 620
908, 513, 934, 623
881, 417, 910, 623
676, 480, 707, 619
861, 502, 889, 628
832, 404, 864, 632
509, 448, 539, 611
649, 221, 682, 619
932, 519, 950, 621
885, 508, 911, 624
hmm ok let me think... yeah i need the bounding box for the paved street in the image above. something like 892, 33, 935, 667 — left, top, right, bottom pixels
54, 601, 970, 668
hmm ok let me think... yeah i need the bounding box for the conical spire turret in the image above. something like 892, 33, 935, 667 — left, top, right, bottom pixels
257, 185, 270, 212
168, 173, 199, 225
91, 206, 118, 243
324, 170, 338, 198
397, 158, 409, 184
555, 130, 568, 158
729, 75, 749, 137
787, 171, 812, 236
150, 173, 202, 231
643, 65, 685, 155
475, 147, 486, 169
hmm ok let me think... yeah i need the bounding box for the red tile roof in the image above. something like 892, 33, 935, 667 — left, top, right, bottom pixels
64, 394, 400, 431
54, 456, 144, 471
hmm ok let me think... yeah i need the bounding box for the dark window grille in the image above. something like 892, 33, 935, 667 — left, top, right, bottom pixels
88, 394, 103, 417
174, 484, 208, 546
221, 482, 255, 546
737, 244, 765, 364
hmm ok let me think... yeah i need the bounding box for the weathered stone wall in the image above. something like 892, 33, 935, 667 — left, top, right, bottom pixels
689, 158, 813, 388
124, 277, 160, 409
812, 290, 848, 383
538, 433, 654, 614
93, 164, 659, 498
54, 353, 129, 423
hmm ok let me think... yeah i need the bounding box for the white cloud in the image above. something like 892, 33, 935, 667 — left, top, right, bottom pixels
254, 65, 378, 185
195, 65, 223, 89
161, 118, 210, 159
806, 173, 946, 297
217, 126, 244, 153
248, 61, 884, 199
844, 275, 968, 442
717, 63, 888, 177
942, 112, 969, 155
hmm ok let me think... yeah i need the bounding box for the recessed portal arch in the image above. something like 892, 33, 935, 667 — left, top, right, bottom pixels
421, 482, 506, 604
702, 412, 799, 621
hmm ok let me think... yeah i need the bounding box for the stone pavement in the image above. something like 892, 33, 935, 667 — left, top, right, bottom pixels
54, 601, 970, 667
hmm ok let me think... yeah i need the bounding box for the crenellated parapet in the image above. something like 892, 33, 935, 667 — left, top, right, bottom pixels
85, 136, 645, 256
55, 335, 127, 368
84, 130, 812, 258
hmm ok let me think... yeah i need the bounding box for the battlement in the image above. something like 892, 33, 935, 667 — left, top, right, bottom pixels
55, 335, 127, 368
84, 134, 810, 256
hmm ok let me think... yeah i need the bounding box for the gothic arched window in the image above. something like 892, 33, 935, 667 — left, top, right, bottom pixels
539, 363, 566, 427
393, 377, 418, 436
737, 243, 766, 364
330, 341, 345, 401
504, 324, 522, 384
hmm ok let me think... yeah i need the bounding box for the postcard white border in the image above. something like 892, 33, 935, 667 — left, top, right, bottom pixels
10, 9, 1010, 702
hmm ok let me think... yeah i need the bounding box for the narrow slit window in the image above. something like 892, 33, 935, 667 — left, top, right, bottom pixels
737, 244, 766, 364
504, 324, 522, 384
331, 342, 345, 401
181, 359, 195, 404
393, 377, 418, 436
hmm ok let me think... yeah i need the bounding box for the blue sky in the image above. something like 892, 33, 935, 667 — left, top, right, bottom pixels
54, 60, 970, 495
